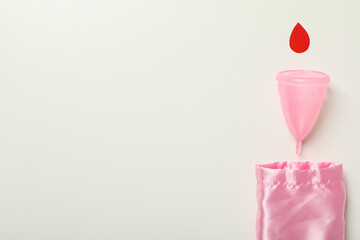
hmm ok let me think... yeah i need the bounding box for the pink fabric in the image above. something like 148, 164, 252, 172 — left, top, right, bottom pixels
256, 162, 346, 240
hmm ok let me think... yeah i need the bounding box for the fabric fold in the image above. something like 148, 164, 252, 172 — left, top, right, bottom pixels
256, 161, 346, 240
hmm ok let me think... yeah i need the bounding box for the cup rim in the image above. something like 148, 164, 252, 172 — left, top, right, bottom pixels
276, 70, 330, 86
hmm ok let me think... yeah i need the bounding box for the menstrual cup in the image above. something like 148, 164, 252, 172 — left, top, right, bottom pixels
276, 70, 330, 155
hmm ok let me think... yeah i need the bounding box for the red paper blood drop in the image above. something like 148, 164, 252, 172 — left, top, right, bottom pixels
289, 23, 310, 53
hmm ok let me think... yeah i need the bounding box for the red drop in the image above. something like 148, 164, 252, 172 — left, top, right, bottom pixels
289, 23, 310, 53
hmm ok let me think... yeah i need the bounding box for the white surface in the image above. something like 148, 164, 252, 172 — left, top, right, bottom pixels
0, 0, 359, 239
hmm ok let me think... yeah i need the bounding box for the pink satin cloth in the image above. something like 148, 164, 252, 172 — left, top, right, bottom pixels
256, 162, 346, 240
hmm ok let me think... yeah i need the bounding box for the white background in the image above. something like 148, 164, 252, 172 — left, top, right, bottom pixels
1, 0, 360, 239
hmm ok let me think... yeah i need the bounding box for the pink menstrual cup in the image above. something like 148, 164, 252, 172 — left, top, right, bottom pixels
276, 70, 330, 155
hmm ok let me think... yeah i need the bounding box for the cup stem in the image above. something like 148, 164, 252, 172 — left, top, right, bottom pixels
296, 140, 302, 155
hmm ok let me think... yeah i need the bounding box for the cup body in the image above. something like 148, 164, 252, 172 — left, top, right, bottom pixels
276, 70, 330, 154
